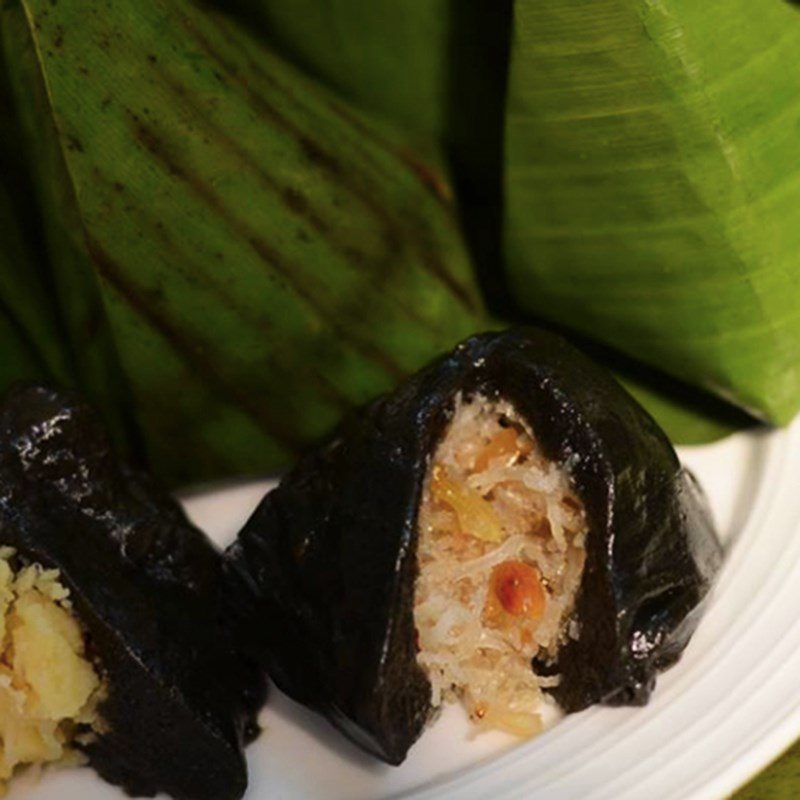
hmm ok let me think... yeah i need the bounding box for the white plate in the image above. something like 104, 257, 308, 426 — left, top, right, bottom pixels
13, 421, 800, 799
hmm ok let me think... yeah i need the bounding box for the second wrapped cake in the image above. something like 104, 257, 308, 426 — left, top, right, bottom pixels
0, 385, 266, 799
224, 328, 722, 764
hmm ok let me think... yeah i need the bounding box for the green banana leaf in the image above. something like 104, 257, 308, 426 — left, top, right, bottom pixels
591, 340, 755, 444
0, 261, 50, 389
223, 1, 510, 163
225, 0, 453, 146
223, 0, 514, 300
620, 378, 751, 444
0, 55, 71, 389
2, 0, 486, 486
0, 312, 42, 387
505, 0, 800, 426
2, 10, 134, 452
734, 739, 800, 799
0, 184, 69, 387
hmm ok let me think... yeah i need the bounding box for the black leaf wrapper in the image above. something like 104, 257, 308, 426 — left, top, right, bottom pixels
0, 385, 266, 800
224, 328, 722, 765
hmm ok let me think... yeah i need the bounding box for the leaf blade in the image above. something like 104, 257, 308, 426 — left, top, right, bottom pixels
505, 0, 800, 425
9, 0, 486, 485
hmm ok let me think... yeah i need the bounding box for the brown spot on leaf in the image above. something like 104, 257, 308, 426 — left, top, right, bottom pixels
129, 118, 408, 381
85, 238, 306, 451
397, 148, 453, 204
66, 135, 84, 153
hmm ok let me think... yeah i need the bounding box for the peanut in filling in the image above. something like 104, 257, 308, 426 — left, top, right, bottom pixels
414, 395, 587, 737
0, 549, 105, 790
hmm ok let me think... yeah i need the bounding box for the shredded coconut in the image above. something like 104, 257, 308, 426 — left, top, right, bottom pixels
414, 394, 587, 737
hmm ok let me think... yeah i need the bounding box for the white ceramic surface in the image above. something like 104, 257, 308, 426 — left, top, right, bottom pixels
12, 420, 799, 799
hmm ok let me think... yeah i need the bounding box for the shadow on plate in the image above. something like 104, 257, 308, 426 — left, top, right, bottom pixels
261, 681, 390, 775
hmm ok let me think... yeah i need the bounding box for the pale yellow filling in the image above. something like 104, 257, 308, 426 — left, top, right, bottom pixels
0, 549, 104, 791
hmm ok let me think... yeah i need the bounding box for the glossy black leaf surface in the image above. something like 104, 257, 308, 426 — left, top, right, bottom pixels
0, 384, 266, 800
224, 328, 722, 764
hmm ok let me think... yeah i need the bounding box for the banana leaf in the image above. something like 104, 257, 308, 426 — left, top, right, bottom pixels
224, 0, 452, 147
619, 378, 751, 444
0, 184, 69, 388
1, 11, 134, 453
0, 313, 41, 386
0, 57, 71, 389
734, 739, 800, 799
221, 1, 511, 164
0, 284, 46, 389
1, 0, 486, 487
505, 0, 800, 425
222, 1, 514, 297
593, 341, 756, 444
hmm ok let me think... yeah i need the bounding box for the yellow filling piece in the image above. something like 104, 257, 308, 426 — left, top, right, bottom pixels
0, 550, 104, 790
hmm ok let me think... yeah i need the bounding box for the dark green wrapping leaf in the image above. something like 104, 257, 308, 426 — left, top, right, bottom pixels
2, 0, 486, 486
225, 0, 453, 146
224, 1, 513, 272
617, 375, 753, 444
223, 2, 511, 193
0, 48, 71, 389
1, 8, 133, 452
0, 187, 54, 386
0, 300, 45, 389
505, 0, 800, 425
